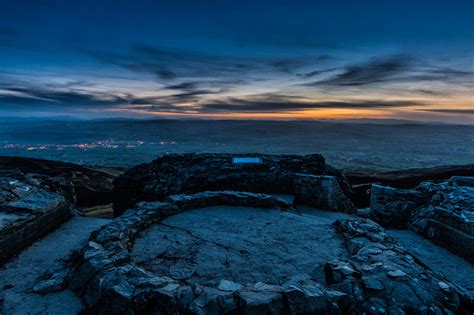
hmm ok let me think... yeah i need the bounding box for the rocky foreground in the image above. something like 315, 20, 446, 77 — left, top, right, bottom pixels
0, 154, 473, 314
364, 176, 473, 263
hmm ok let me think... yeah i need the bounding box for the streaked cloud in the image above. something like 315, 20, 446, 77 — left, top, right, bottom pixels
418, 109, 474, 114
199, 98, 423, 113
306, 55, 412, 87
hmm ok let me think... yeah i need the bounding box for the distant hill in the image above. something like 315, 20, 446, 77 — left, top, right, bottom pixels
0, 119, 473, 170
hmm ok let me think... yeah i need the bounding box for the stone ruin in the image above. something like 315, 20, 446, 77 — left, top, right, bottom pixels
113, 153, 355, 216
0, 157, 114, 265
363, 176, 474, 263
0, 175, 71, 265
44, 194, 471, 314
0, 154, 473, 314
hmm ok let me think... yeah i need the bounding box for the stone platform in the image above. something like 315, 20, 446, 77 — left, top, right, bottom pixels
38, 191, 472, 314
1, 154, 473, 314
131, 206, 350, 287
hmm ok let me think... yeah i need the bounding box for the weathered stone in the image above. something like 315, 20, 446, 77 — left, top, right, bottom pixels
409, 177, 474, 262
113, 153, 353, 216
356, 207, 373, 218
346, 164, 474, 208
165, 190, 295, 211
450, 176, 474, 187
237, 290, 285, 314
14, 154, 468, 315
324, 260, 360, 285
333, 218, 472, 314
5, 190, 65, 214
32, 269, 69, 293
0, 179, 72, 265
283, 281, 329, 314
370, 184, 424, 228
0, 156, 116, 208
293, 174, 355, 212
362, 276, 384, 291
218, 279, 242, 292
387, 269, 407, 278
0, 217, 107, 315
365, 177, 474, 262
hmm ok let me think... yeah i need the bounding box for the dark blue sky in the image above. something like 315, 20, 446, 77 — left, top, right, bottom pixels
0, 0, 473, 121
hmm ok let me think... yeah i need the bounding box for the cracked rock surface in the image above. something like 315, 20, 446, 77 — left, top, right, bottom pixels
0, 217, 110, 314
132, 206, 350, 287
388, 229, 474, 295
43, 193, 472, 314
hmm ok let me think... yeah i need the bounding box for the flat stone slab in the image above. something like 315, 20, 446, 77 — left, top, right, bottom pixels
132, 206, 351, 287
5, 190, 65, 213
0, 217, 110, 314
388, 229, 474, 294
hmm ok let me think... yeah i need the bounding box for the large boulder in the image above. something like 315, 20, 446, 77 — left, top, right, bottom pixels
369, 184, 424, 228
346, 164, 474, 208
346, 164, 474, 187
0, 176, 72, 265
367, 176, 474, 263
113, 153, 354, 217
293, 174, 355, 213
331, 218, 472, 314
0, 156, 116, 208
409, 177, 474, 263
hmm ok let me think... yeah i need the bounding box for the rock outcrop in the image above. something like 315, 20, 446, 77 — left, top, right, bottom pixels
1, 154, 472, 314
346, 164, 474, 208
330, 218, 472, 314
368, 176, 474, 263
346, 164, 474, 188
369, 184, 424, 228
34, 198, 472, 314
0, 176, 72, 265
409, 177, 474, 263
0, 156, 116, 208
293, 174, 355, 213
113, 153, 354, 217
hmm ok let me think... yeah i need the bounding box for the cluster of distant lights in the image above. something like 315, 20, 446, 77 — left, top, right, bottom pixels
2, 140, 177, 151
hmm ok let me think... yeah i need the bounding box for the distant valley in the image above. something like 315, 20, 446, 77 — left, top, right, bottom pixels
1, 119, 473, 170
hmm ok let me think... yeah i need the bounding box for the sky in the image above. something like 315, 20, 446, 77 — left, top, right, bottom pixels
0, 0, 473, 122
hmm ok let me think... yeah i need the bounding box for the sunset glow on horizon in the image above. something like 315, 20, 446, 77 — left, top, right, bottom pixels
0, 0, 472, 123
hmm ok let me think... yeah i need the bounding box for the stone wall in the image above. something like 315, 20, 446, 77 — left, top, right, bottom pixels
368, 176, 474, 262
0, 178, 72, 265
113, 153, 354, 217
34, 194, 472, 314
369, 184, 424, 228
293, 174, 355, 213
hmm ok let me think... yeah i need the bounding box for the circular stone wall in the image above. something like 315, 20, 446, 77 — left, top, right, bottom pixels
131, 206, 349, 287
113, 153, 355, 216
58, 191, 471, 314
